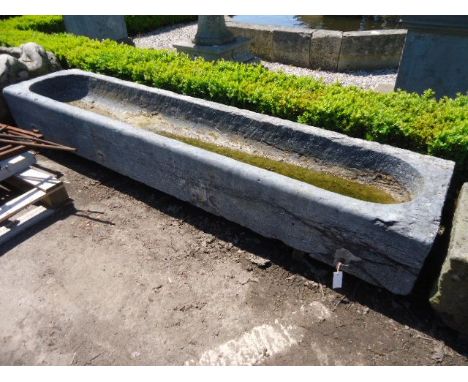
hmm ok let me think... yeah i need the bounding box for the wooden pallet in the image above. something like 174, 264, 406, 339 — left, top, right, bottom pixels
0, 153, 70, 246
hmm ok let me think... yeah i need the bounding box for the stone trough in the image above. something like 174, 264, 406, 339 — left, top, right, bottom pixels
3, 69, 454, 295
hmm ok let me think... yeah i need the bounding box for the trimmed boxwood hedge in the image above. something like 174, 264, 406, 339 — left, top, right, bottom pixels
125, 16, 197, 35
0, 15, 197, 35
0, 16, 467, 180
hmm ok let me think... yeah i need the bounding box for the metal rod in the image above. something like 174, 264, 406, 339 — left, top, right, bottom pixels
0, 133, 74, 150
0, 138, 76, 151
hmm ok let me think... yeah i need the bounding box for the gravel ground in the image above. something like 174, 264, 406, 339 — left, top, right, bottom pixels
133, 21, 397, 91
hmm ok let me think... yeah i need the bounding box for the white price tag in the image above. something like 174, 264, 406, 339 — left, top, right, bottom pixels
332, 271, 343, 289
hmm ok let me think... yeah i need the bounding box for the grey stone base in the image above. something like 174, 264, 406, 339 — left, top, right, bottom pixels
430, 184, 468, 334
173, 37, 254, 62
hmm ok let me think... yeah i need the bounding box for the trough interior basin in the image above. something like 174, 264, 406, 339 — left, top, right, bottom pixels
29, 74, 418, 205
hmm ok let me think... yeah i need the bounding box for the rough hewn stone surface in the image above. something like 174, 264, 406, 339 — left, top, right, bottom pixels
0, 43, 60, 122
0, 55, 28, 122
309, 30, 343, 71
272, 27, 313, 67
3, 70, 455, 295
337, 30, 406, 71
18, 42, 61, 77
430, 184, 468, 334
0, 55, 29, 85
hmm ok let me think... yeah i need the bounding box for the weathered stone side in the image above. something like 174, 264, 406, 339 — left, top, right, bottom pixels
337, 30, 406, 71
226, 18, 405, 71
430, 184, 468, 334
3, 70, 455, 295
309, 30, 343, 71
226, 23, 274, 61
272, 27, 314, 67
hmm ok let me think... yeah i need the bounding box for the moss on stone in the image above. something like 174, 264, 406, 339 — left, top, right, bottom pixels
159, 131, 399, 204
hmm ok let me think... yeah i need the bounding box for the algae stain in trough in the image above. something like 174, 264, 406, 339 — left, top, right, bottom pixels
68, 99, 399, 204
158, 132, 398, 204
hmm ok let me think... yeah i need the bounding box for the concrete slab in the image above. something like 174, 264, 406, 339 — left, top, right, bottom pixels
430, 183, 468, 334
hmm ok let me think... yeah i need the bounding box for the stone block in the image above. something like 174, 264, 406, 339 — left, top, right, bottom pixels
309, 30, 343, 71
272, 27, 313, 67
337, 30, 406, 71
64, 16, 128, 42
395, 16, 468, 98
226, 22, 274, 61
430, 184, 468, 335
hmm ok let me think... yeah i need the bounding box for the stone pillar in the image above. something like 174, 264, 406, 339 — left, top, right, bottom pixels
64, 16, 130, 43
194, 16, 235, 45
174, 16, 253, 62
395, 16, 468, 98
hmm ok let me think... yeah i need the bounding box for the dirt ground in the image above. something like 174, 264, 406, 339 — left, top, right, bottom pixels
0, 152, 467, 366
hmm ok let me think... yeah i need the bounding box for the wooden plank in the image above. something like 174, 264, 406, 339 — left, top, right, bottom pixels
0, 152, 36, 182
0, 187, 46, 223
0, 205, 55, 246
0, 164, 68, 223
15, 167, 61, 192
42, 185, 69, 208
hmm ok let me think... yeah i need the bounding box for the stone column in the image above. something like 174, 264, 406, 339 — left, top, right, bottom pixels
194, 16, 235, 45
64, 16, 130, 44
395, 16, 468, 98
174, 16, 253, 62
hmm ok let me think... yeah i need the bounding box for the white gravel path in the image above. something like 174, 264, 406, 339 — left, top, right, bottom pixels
133, 22, 397, 91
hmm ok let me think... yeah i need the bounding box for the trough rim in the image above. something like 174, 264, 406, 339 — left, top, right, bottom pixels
3, 69, 454, 249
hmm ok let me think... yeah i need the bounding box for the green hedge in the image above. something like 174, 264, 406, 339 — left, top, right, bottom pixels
0, 15, 197, 35
125, 16, 197, 35
0, 16, 467, 180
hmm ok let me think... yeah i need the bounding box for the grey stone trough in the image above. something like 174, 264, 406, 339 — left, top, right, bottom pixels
3, 69, 454, 295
